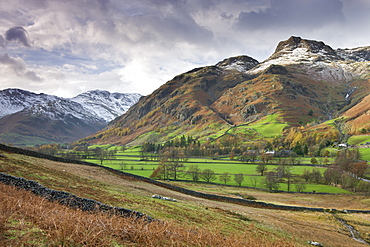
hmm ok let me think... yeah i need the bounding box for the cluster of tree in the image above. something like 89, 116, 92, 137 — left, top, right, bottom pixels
58, 146, 118, 165
35, 144, 60, 155
142, 135, 265, 160
269, 127, 339, 157
142, 135, 198, 153
323, 149, 370, 192
150, 163, 245, 186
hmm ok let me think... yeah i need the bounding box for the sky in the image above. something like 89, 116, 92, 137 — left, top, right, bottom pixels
0, 0, 369, 98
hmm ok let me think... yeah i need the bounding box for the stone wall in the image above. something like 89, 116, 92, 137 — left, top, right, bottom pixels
0, 172, 153, 221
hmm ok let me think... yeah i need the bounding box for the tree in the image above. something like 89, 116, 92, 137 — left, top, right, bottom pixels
250, 176, 258, 188
119, 162, 127, 170
186, 165, 201, 182
256, 163, 267, 176
229, 151, 235, 160
341, 173, 359, 192
302, 169, 311, 182
234, 173, 244, 186
38, 144, 59, 155
219, 173, 231, 185
295, 182, 306, 192
311, 168, 322, 183
200, 169, 217, 183
323, 168, 342, 186
350, 161, 369, 177
264, 172, 279, 191
310, 157, 318, 165
168, 160, 184, 180
150, 165, 165, 179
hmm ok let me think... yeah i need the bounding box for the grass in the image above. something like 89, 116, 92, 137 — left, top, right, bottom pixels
348, 135, 370, 145
80, 144, 350, 194
248, 114, 289, 138
1, 150, 370, 246
360, 148, 370, 161
93, 159, 347, 193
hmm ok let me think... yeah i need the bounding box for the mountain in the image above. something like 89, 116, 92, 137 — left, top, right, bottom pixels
0, 89, 142, 145
81, 36, 370, 145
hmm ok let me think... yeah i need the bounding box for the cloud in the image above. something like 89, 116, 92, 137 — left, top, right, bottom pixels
5, 26, 31, 47
0, 35, 5, 48
0, 53, 42, 81
235, 0, 345, 31
0, 0, 370, 98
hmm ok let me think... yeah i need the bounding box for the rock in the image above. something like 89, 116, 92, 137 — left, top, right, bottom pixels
308, 240, 323, 246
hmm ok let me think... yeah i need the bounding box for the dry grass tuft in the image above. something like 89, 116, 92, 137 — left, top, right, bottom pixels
0, 183, 298, 246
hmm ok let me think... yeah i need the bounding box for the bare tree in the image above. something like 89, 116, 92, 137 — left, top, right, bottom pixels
256, 163, 267, 176
186, 165, 201, 182
264, 172, 279, 191
250, 176, 258, 188
219, 173, 231, 185
200, 169, 217, 183
234, 173, 244, 186
295, 181, 306, 192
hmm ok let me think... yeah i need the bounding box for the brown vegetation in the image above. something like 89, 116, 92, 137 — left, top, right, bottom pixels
0, 182, 296, 246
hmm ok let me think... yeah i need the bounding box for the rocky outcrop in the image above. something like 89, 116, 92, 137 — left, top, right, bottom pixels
263, 64, 288, 75
216, 55, 259, 72
0, 172, 153, 221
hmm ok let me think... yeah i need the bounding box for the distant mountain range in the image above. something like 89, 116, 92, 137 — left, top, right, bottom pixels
0, 89, 142, 145
81, 36, 370, 145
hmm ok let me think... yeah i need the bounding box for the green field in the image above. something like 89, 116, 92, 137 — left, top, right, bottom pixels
82, 151, 351, 194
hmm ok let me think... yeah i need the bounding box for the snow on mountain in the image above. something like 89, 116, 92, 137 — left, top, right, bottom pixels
71, 90, 142, 122
216, 55, 259, 72
247, 36, 370, 83
0, 88, 142, 123
26, 99, 103, 123
0, 88, 60, 119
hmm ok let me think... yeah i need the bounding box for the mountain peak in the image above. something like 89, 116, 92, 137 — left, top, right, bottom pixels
272, 36, 339, 60
216, 55, 259, 72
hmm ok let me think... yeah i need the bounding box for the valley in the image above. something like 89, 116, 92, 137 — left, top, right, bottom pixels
1, 147, 370, 246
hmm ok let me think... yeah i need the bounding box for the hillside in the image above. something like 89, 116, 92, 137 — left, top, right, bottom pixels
0, 89, 141, 145
1, 146, 370, 246
84, 36, 370, 145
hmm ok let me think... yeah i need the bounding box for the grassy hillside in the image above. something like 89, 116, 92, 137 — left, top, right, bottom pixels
1, 150, 370, 246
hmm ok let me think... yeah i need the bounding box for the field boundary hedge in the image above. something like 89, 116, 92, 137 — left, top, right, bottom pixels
1, 144, 370, 214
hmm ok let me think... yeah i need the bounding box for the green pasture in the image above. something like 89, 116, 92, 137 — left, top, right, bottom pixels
83, 156, 346, 193
248, 114, 289, 138
360, 148, 370, 161
348, 135, 370, 145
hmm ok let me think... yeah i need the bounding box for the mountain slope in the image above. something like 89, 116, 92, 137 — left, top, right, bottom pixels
0, 89, 141, 145
83, 36, 370, 145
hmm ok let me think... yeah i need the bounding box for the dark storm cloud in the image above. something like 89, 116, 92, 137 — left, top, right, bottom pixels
235, 0, 345, 30
5, 26, 31, 47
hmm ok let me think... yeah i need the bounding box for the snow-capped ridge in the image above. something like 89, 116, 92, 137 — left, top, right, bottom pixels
246, 36, 370, 83
0, 88, 142, 122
